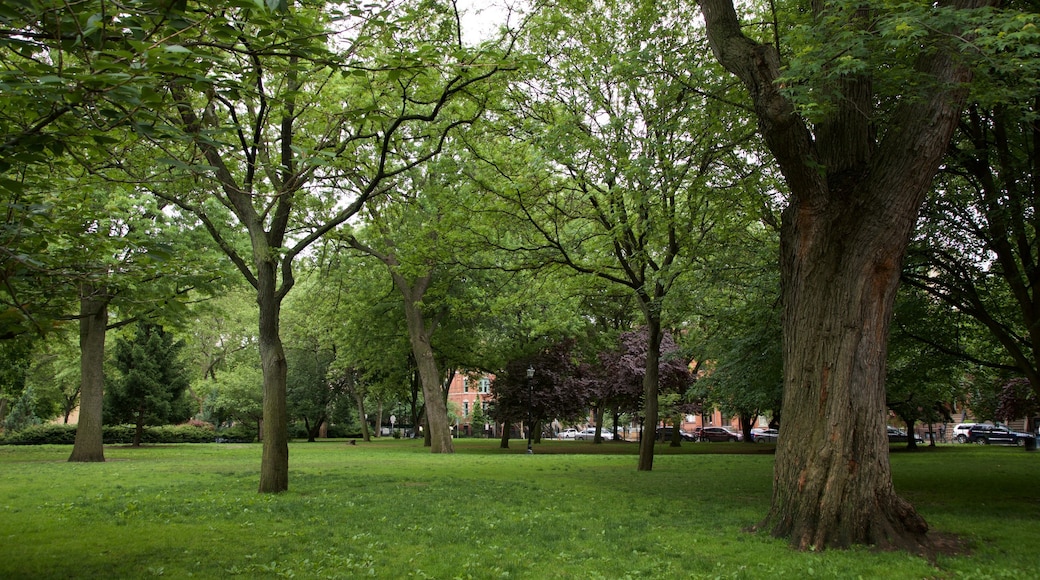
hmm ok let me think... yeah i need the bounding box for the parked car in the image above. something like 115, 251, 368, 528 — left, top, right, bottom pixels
558, 428, 580, 440
966, 424, 1035, 446
576, 428, 613, 441
699, 426, 742, 442
750, 428, 779, 443
887, 427, 924, 444
951, 423, 978, 444
655, 427, 697, 442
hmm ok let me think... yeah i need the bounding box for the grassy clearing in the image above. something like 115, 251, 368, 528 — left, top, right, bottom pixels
0, 440, 1037, 579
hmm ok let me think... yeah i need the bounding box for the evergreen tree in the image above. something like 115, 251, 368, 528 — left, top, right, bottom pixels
469, 394, 487, 438
3, 386, 42, 433
105, 323, 191, 447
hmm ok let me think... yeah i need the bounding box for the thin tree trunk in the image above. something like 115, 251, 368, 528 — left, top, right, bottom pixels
637, 315, 663, 471
399, 278, 454, 453
740, 414, 754, 444
257, 264, 289, 493
409, 365, 422, 438
499, 422, 510, 449
355, 390, 371, 442
69, 283, 108, 463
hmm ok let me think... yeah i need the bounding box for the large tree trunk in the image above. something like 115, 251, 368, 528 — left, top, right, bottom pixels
69, 283, 108, 463
699, 0, 986, 553
257, 265, 289, 493
767, 202, 929, 550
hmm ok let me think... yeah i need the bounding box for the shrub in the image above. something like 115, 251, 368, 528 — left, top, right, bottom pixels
1, 424, 77, 445
214, 424, 256, 443
1, 422, 253, 445
3, 386, 42, 433
150, 425, 216, 443
324, 423, 353, 438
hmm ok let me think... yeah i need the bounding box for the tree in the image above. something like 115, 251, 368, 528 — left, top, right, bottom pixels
593, 327, 693, 439
479, 0, 760, 470
491, 340, 591, 450
209, 362, 264, 441
885, 289, 973, 447
698, 0, 996, 552
469, 394, 487, 437
21, 331, 83, 424
128, 1, 516, 489
3, 386, 42, 434
995, 377, 1040, 432
0, 336, 35, 426
695, 222, 783, 442
105, 322, 192, 447
0, 3, 203, 345
901, 2, 1040, 413
342, 171, 471, 454
283, 277, 345, 442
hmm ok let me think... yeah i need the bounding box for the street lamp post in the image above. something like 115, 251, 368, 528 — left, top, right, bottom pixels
526, 366, 535, 454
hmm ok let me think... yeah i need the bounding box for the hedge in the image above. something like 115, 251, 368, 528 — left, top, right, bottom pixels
0, 423, 258, 445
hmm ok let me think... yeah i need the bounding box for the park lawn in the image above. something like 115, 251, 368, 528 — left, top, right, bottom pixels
0, 440, 1036, 579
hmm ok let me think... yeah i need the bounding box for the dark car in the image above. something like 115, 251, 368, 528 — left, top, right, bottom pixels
699, 426, 742, 442
887, 427, 924, 444
967, 424, 1035, 446
655, 427, 696, 442
750, 428, 779, 443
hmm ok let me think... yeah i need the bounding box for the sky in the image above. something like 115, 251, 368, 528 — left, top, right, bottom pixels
455, 0, 518, 45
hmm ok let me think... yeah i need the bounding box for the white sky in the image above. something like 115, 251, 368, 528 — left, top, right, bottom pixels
455, 0, 518, 45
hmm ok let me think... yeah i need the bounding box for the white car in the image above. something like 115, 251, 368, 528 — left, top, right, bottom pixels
576, 428, 612, 441
951, 423, 978, 444
558, 428, 580, 439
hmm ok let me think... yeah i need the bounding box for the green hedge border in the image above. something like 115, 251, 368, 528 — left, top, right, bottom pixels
0, 423, 257, 445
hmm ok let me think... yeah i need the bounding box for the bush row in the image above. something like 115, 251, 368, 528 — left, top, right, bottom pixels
0, 423, 258, 445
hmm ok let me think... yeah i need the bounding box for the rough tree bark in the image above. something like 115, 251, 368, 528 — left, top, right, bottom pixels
698, 0, 988, 553
68, 283, 108, 463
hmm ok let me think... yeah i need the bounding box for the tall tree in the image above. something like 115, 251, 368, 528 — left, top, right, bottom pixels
479, 0, 760, 470
283, 274, 344, 442
698, 0, 996, 552
592, 327, 693, 437
133, 1, 515, 488
902, 1, 1040, 409
1, 3, 230, 462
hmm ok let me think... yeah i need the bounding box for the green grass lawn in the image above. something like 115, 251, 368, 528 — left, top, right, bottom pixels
0, 440, 1037, 579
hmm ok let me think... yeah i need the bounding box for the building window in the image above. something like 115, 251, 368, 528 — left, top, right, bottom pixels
463, 378, 469, 393
463, 401, 470, 417
479, 378, 490, 394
